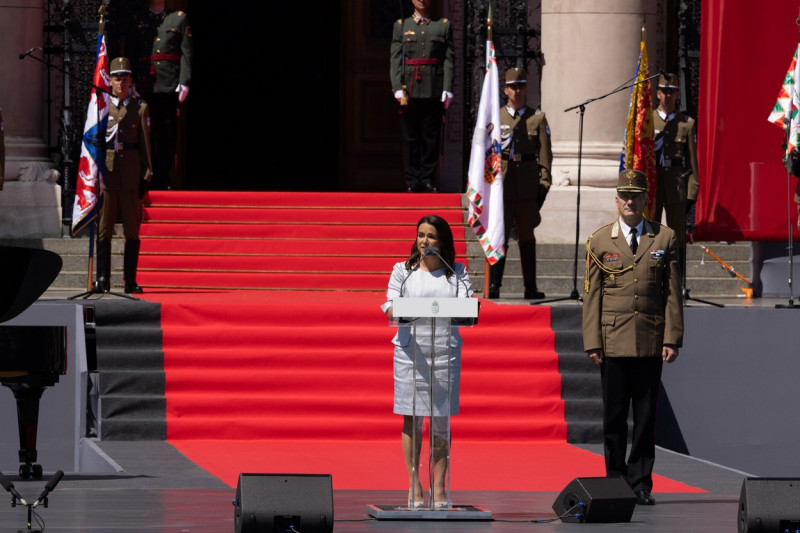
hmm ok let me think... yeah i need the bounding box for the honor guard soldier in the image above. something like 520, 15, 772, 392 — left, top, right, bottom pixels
488, 67, 552, 299
124, 0, 192, 190
653, 73, 699, 267
94, 57, 153, 294
390, 0, 454, 193
583, 169, 684, 506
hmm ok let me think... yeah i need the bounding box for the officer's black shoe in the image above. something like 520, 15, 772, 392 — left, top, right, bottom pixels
421, 182, 437, 193
92, 276, 110, 293
124, 283, 144, 294
635, 490, 655, 506
488, 285, 500, 299
524, 289, 546, 300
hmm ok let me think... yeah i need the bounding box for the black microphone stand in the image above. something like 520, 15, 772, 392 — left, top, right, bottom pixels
533, 71, 662, 306
0, 469, 63, 532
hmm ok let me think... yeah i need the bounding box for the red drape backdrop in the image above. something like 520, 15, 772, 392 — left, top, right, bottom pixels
698, 0, 800, 240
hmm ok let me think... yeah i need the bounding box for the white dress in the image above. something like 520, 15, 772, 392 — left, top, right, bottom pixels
381, 261, 473, 416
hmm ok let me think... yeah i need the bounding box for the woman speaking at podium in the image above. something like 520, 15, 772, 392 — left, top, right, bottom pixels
381, 214, 473, 509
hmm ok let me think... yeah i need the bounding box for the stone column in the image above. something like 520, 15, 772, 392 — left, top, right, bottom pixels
537, 0, 661, 243
0, 0, 62, 238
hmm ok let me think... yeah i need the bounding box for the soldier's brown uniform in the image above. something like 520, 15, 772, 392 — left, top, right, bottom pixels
488, 104, 552, 298
653, 108, 699, 243
583, 171, 683, 499
95, 83, 153, 294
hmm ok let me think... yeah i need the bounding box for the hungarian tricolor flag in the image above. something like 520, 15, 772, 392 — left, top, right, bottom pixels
467, 39, 504, 265
620, 28, 656, 216
71, 32, 110, 236
768, 43, 800, 163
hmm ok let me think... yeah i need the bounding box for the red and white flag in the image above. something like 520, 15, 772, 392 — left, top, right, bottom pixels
467, 40, 504, 265
768, 44, 800, 162
71, 33, 110, 236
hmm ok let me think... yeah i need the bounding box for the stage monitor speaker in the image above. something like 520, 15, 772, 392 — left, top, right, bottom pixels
552, 477, 637, 523
234, 473, 333, 533
738, 477, 800, 533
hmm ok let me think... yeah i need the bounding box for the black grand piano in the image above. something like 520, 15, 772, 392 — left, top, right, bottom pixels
0, 246, 66, 479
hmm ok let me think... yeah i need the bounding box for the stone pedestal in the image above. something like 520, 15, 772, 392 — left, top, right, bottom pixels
0, 0, 61, 237
536, 0, 661, 243
541, 0, 660, 189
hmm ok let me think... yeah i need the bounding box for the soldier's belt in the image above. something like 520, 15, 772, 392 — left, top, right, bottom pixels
143, 53, 181, 75
110, 143, 140, 152
404, 58, 441, 65
660, 157, 684, 168
502, 154, 538, 162
405, 58, 441, 83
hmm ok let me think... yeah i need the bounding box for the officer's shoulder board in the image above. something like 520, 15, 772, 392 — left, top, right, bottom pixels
586, 222, 614, 248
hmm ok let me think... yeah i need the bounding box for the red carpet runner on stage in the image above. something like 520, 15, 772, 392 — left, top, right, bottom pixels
139, 192, 703, 494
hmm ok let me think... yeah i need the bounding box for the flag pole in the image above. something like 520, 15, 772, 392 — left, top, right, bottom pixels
776, 10, 800, 309
84, 4, 106, 292
483, 5, 493, 300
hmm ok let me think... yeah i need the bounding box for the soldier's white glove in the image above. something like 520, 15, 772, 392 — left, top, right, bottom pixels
176, 84, 190, 103
394, 90, 405, 103
442, 91, 454, 109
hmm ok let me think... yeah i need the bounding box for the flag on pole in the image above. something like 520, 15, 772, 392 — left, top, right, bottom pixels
467, 39, 504, 265
620, 28, 656, 216
768, 44, 800, 162
71, 33, 110, 236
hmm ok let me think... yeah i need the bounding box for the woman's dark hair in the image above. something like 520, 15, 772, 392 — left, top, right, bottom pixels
405, 215, 457, 278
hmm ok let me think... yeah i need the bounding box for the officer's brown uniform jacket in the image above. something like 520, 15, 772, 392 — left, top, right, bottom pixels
105, 96, 153, 190
582, 218, 683, 356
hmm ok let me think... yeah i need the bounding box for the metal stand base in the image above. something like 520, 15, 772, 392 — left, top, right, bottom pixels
366, 503, 492, 520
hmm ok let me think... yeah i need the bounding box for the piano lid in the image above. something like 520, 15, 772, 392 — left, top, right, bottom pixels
0, 247, 62, 324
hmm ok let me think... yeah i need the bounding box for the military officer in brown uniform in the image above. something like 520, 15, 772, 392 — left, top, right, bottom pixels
125, 0, 192, 190
488, 68, 552, 299
94, 57, 153, 294
653, 73, 699, 268
583, 169, 683, 506
390, 0, 454, 192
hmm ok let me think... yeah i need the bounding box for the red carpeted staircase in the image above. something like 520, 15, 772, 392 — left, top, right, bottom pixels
129, 192, 703, 493
139, 191, 467, 291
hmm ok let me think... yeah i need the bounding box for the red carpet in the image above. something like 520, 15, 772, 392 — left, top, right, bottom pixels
141, 290, 703, 494
135, 192, 704, 494
139, 191, 467, 291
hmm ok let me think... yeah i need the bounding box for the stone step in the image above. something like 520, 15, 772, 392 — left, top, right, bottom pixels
0, 234, 755, 298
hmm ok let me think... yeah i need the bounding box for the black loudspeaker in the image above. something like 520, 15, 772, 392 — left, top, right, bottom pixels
234, 473, 333, 533
738, 477, 800, 533
552, 477, 637, 523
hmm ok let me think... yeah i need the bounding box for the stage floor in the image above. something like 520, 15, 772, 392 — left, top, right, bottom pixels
0, 442, 747, 533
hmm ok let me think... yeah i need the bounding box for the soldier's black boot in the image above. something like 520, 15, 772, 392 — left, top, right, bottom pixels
520, 242, 545, 299
488, 257, 505, 299
123, 239, 144, 294
92, 239, 112, 293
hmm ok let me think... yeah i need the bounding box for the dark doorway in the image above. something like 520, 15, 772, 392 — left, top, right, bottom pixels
185, 3, 341, 191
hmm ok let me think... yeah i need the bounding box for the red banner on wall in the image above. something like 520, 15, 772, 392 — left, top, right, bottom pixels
697, 0, 800, 241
